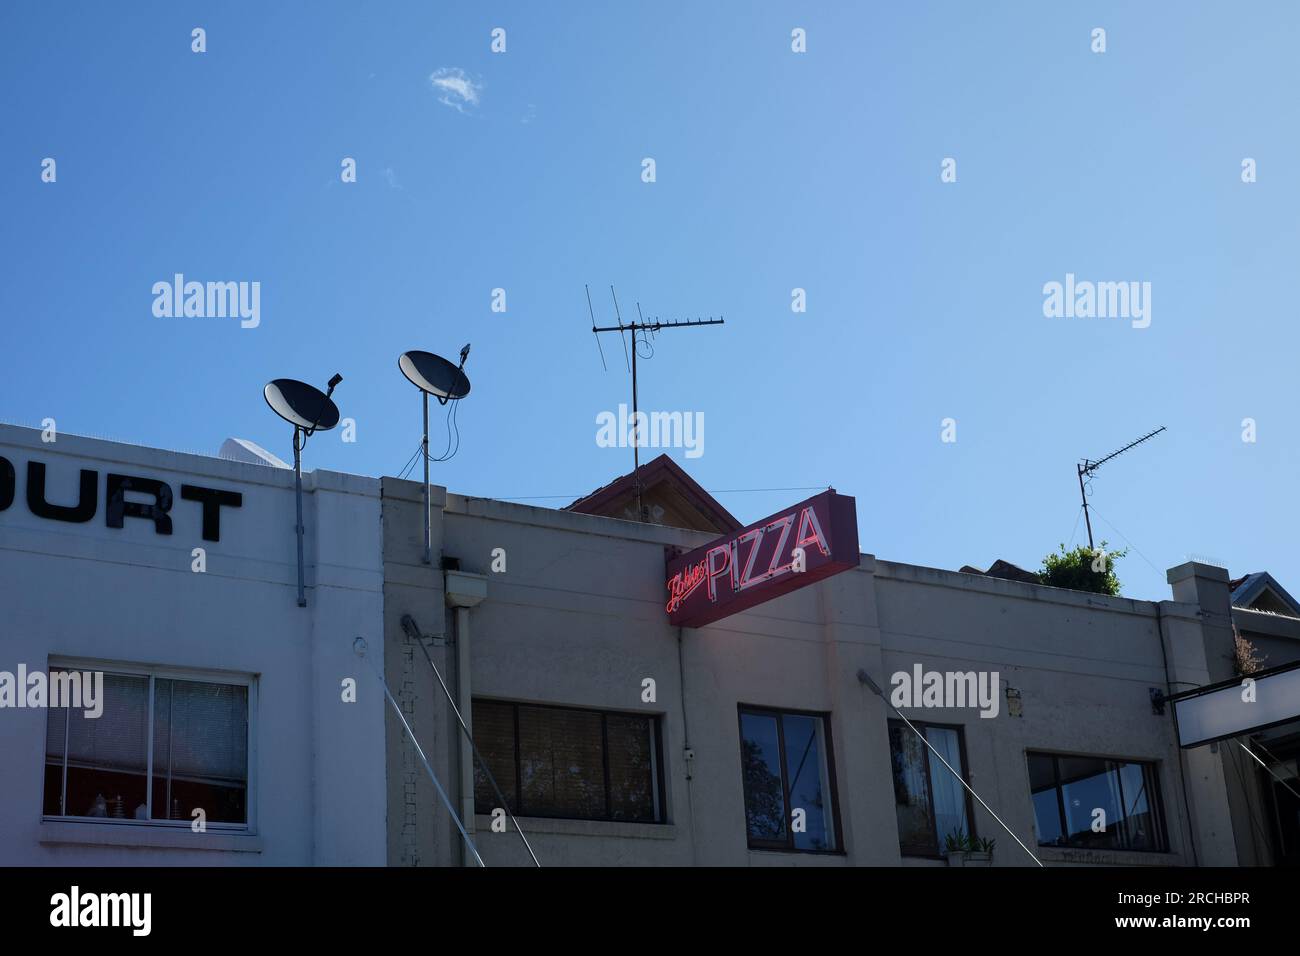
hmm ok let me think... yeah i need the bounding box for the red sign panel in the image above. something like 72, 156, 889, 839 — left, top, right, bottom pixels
665, 490, 859, 628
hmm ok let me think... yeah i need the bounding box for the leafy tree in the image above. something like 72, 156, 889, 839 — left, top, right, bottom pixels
740, 739, 786, 840
1038, 541, 1126, 596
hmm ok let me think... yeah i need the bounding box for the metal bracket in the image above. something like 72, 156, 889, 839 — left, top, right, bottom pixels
1150, 687, 1166, 716
401, 612, 452, 647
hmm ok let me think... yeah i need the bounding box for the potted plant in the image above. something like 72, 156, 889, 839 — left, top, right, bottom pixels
965, 836, 995, 866
944, 829, 969, 866
944, 830, 995, 866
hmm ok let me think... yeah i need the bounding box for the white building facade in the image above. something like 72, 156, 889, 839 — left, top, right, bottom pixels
0, 424, 387, 865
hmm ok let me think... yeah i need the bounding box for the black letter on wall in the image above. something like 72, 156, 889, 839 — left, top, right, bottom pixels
105, 473, 173, 534
0, 457, 13, 511
181, 485, 242, 541
27, 462, 97, 523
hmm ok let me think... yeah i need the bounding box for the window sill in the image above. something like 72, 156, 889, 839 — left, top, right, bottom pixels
747, 847, 847, 864
473, 815, 676, 840
1036, 846, 1173, 866
747, 845, 846, 857
40, 820, 263, 853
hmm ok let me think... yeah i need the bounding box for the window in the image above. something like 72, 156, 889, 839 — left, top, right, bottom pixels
737, 706, 839, 851
43, 666, 251, 828
471, 700, 664, 823
1027, 752, 1168, 852
888, 720, 974, 856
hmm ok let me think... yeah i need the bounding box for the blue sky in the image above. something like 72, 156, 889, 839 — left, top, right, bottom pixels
2, 2, 1297, 601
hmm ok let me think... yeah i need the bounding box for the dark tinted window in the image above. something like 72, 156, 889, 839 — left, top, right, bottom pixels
889, 720, 973, 855
473, 700, 662, 823
738, 707, 838, 851
1027, 752, 1167, 852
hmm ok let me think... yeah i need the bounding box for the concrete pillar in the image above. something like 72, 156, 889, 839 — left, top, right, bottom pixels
1167, 562, 1236, 683
1166, 562, 1267, 866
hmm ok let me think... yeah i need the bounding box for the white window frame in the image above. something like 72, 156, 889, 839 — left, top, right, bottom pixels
42, 656, 257, 834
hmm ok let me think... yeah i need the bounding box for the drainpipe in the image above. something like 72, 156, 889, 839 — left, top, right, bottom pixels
444, 569, 488, 867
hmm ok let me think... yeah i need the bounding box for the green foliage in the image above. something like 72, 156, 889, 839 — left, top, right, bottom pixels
1038, 541, 1126, 596
944, 829, 993, 855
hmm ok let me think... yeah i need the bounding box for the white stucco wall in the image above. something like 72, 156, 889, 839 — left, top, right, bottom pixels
0, 424, 386, 865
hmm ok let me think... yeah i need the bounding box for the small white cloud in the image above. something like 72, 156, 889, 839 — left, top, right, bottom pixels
382, 167, 402, 190
428, 67, 482, 113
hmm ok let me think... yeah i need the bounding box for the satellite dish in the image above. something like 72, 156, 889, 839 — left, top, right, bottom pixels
399, 351, 470, 400
261, 373, 344, 608
264, 379, 341, 432
399, 347, 472, 567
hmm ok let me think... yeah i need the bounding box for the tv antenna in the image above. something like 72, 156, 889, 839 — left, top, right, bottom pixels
587, 284, 723, 522
1076, 425, 1166, 551
263, 373, 343, 607
399, 346, 471, 565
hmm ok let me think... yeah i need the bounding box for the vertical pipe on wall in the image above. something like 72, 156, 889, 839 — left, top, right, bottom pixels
422, 393, 431, 565
1155, 602, 1200, 866
678, 629, 699, 866
294, 426, 306, 607
455, 605, 475, 866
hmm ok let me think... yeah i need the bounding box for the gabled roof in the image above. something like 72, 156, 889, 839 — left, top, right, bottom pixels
959, 559, 1041, 585
565, 453, 742, 534
1230, 572, 1300, 618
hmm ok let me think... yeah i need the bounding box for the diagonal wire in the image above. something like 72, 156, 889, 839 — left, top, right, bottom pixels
1066, 505, 1083, 550
1086, 505, 1164, 576
407, 625, 541, 866
354, 638, 485, 867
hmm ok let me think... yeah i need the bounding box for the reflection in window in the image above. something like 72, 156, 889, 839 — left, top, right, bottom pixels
738, 707, 838, 851
1027, 752, 1167, 852
889, 720, 973, 856
472, 700, 663, 823
43, 670, 248, 826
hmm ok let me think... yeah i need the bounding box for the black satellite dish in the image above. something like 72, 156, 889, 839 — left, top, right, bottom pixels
399, 347, 471, 564
399, 351, 470, 401
262, 373, 343, 607
264, 379, 341, 432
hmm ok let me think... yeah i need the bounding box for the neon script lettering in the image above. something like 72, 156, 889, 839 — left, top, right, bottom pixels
665, 505, 830, 613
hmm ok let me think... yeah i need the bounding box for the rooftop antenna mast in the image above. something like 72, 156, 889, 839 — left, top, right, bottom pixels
1076, 425, 1166, 551
588, 284, 724, 522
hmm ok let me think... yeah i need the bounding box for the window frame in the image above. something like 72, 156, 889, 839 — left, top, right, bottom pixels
471, 698, 666, 825
736, 703, 843, 854
887, 718, 977, 859
41, 657, 257, 833
1026, 750, 1169, 853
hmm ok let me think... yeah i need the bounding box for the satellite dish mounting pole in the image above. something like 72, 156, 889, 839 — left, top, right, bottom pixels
422, 390, 431, 565
262, 374, 343, 609
293, 425, 306, 607
398, 347, 472, 565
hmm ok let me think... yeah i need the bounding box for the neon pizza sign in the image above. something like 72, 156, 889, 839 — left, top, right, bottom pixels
665, 490, 859, 628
